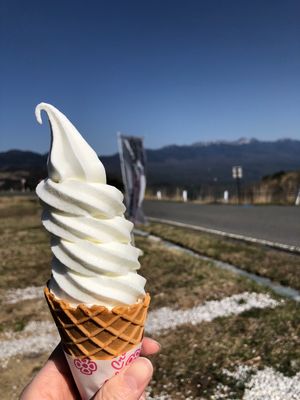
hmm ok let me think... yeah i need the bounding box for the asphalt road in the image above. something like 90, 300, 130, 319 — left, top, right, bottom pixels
144, 200, 300, 249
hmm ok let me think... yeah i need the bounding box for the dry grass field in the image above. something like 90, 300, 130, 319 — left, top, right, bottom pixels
0, 196, 299, 399
142, 222, 300, 291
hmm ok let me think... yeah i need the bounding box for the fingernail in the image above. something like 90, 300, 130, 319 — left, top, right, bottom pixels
152, 340, 161, 351
124, 357, 153, 391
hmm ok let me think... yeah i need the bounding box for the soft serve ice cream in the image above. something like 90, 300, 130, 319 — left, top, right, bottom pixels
35, 103, 146, 309
36, 103, 150, 400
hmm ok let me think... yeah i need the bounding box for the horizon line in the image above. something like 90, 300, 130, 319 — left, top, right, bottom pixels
1, 136, 300, 156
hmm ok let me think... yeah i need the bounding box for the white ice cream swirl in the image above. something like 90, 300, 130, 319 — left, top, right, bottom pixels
35, 103, 146, 308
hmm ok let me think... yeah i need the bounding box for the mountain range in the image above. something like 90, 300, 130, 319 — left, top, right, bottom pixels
1, 138, 300, 189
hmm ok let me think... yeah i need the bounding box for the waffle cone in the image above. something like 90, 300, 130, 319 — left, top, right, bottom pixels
44, 286, 150, 360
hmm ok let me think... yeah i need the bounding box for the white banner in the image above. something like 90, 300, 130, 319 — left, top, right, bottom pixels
118, 134, 147, 224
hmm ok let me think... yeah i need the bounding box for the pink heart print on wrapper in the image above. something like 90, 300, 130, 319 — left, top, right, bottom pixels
35, 103, 150, 400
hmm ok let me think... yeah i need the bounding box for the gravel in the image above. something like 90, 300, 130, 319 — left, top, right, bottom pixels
3, 286, 44, 304
0, 321, 58, 366
146, 292, 280, 334
147, 365, 300, 400
243, 368, 300, 400
217, 365, 300, 400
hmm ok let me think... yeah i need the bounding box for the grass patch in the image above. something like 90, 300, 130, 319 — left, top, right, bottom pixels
14, 319, 26, 332
0, 197, 51, 289
149, 300, 300, 399
137, 236, 268, 310
0, 196, 39, 219
0, 196, 299, 399
142, 222, 300, 291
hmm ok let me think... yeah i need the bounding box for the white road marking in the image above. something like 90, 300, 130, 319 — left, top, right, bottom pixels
148, 216, 300, 254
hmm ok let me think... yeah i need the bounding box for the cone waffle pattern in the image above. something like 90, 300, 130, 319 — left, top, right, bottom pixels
44, 287, 150, 360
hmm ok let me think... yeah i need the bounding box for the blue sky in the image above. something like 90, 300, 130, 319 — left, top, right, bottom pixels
1, 0, 300, 155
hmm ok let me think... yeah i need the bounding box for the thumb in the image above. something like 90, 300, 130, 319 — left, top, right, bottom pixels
95, 357, 153, 400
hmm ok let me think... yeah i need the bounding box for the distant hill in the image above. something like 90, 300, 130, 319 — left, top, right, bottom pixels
101, 138, 300, 188
259, 170, 300, 201
0, 150, 47, 172
1, 138, 300, 189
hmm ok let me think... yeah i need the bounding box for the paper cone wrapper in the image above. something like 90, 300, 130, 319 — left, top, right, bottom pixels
44, 286, 150, 400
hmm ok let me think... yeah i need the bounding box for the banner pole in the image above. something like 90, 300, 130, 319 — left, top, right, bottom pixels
117, 132, 130, 209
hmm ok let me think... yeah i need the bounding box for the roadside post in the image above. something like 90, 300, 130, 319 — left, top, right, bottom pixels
224, 190, 229, 203
295, 189, 300, 206
232, 166, 243, 204
182, 190, 188, 202
21, 178, 26, 192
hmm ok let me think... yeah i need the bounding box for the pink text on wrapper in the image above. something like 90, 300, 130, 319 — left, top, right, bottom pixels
74, 358, 98, 375
73, 348, 141, 377
111, 349, 141, 373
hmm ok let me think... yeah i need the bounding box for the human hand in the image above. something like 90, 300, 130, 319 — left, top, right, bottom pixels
20, 337, 160, 400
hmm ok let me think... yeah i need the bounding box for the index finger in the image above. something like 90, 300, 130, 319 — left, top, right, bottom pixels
141, 337, 161, 356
